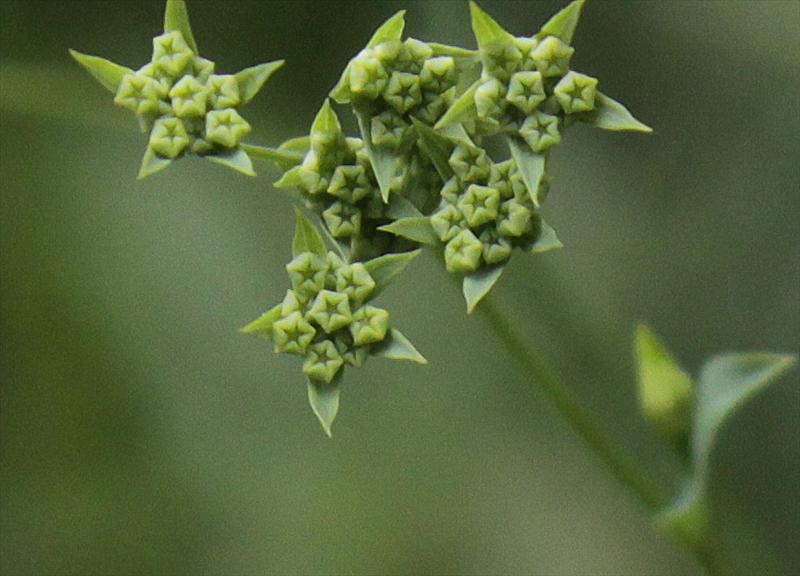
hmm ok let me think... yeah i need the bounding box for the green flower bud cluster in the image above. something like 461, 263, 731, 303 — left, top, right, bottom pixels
272, 249, 389, 384
432, 142, 545, 274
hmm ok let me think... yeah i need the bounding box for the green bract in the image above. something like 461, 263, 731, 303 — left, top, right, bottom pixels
70, 0, 283, 178
241, 210, 426, 436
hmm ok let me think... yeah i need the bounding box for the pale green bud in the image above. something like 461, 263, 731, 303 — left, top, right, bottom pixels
475, 78, 506, 121
370, 111, 410, 147
207, 74, 241, 109
308, 289, 352, 333
519, 112, 561, 153
302, 340, 344, 384
335, 263, 376, 303
149, 117, 189, 159
349, 49, 388, 99
479, 228, 513, 265
554, 71, 599, 114
114, 73, 166, 116
334, 332, 369, 368
384, 71, 423, 114
152, 31, 194, 78
444, 229, 483, 273
169, 76, 209, 117
497, 199, 532, 237
481, 42, 523, 83
458, 184, 500, 228
506, 71, 546, 115
431, 203, 466, 242
272, 311, 316, 355
323, 201, 362, 238
419, 56, 456, 92
205, 108, 252, 148
449, 145, 490, 184
350, 306, 390, 346
530, 35, 574, 78
286, 252, 328, 295
327, 164, 372, 203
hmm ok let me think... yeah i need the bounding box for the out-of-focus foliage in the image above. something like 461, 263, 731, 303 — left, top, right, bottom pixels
1, 1, 798, 575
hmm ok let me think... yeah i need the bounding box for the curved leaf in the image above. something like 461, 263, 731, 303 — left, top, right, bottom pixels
376, 329, 427, 364
579, 92, 652, 133
463, 265, 505, 313
507, 136, 547, 207
469, 2, 515, 48
307, 380, 340, 438
239, 304, 282, 339
206, 148, 256, 176
292, 207, 326, 257
429, 43, 478, 58
379, 217, 438, 246
137, 147, 172, 179
434, 80, 480, 130
367, 10, 406, 48
69, 49, 133, 93
364, 250, 421, 295
164, 0, 198, 53
235, 61, 285, 105
536, 0, 586, 45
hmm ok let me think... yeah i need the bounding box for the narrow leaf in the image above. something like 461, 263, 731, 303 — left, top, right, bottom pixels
364, 250, 421, 294
536, 0, 586, 45
434, 80, 480, 130
429, 43, 478, 58
239, 304, 283, 339
412, 118, 455, 180
376, 329, 427, 364
579, 92, 653, 133
385, 195, 423, 219
307, 380, 340, 438
292, 206, 326, 257
469, 2, 515, 48
378, 217, 439, 246
507, 136, 546, 207
531, 218, 563, 253
164, 0, 198, 53
69, 49, 133, 93
137, 147, 172, 179
241, 144, 304, 170
635, 323, 694, 443
366, 10, 406, 48
463, 265, 505, 314
278, 136, 311, 155
235, 61, 285, 105
206, 148, 256, 176
356, 111, 400, 202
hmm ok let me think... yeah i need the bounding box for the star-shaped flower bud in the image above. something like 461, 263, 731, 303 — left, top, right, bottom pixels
370, 111, 410, 148
506, 71, 546, 115
272, 311, 316, 355
327, 164, 372, 203
497, 199, 532, 237
302, 340, 344, 385
444, 229, 484, 273
420, 56, 456, 93
554, 71, 598, 114
207, 74, 241, 109
322, 202, 363, 239
308, 290, 352, 334
373, 40, 404, 67
114, 73, 166, 115
415, 91, 452, 125
336, 263, 376, 303
479, 228, 513, 265
475, 78, 506, 121
449, 144, 490, 183
169, 75, 209, 117
152, 31, 194, 77
383, 71, 423, 114
488, 160, 515, 199
519, 112, 561, 153
149, 117, 189, 158
334, 333, 369, 368
205, 108, 252, 148
399, 38, 433, 74
349, 49, 388, 100
459, 184, 500, 228
190, 56, 215, 82
440, 176, 462, 205
530, 36, 574, 78
281, 289, 305, 315
349, 306, 390, 346
286, 252, 328, 296
481, 41, 523, 83
431, 203, 466, 242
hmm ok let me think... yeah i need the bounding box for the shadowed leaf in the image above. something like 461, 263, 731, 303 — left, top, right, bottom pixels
364, 250, 421, 295
435, 80, 480, 130
469, 2, 515, 48
579, 92, 652, 132
508, 136, 547, 207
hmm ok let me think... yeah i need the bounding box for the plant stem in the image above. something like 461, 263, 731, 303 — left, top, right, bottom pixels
477, 293, 668, 511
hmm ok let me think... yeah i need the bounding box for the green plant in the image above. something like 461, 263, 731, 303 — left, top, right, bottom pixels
70, 1, 795, 574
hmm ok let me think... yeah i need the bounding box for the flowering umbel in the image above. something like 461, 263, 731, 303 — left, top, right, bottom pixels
70, 0, 283, 178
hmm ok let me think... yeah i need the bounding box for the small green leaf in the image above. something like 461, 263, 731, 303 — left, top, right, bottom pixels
429, 43, 478, 58
366, 10, 406, 48
385, 195, 423, 219
434, 80, 480, 130
239, 304, 283, 339
469, 2, 515, 48
536, 0, 586, 45
379, 217, 439, 246
278, 136, 311, 155
579, 92, 652, 133
463, 265, 505, 313
292, 207, 327, 257
241, 144, 304, 170
69, 49, 133, 94
235, 61, 285, 105
206, 148, 256, 176
312, 99, 343, 135
307, 380, 340, 437
364, 250, 421, 295
412, 118, 455, 180
163, 0, 198, 53
376, 328, 427, 364
635, 323, 694, 443
356, 111, 401, 202
137, 147, 172, 179
531, 218, 563, 253
507, 136, 547, 207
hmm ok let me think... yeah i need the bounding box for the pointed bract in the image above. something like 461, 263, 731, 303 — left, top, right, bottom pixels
463, 265, 505, 313
242, 143, 304, 170
69, 50, 133, 93
434, 80, 480, 130
235, 60, 285, 105
537, 0, 586, 45
364, 250, 421, 295
507, 136, 547, 207
292, 207, 327, 258
376, 329, 427, 364
307, 380, 340, 437
579, 92, 653, 132
469, 2, 516, 48
379, 217, 439, 246
240, 304, 283, 338
138, 147, 172, 179
206, 148, 256, 176
530, 219, 563, 253
164, 0, 198, 53
367, 10, 407, 48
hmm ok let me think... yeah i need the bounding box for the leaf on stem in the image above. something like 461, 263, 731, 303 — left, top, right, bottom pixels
375, 328, 428, 364
366, 10, 407, 48
235, 61, 285, 104
69, 50, 133, 94
137, 147, 172, 179
164, 0, 198, 53
206, 148, 256, 176
536, 0, 586, 45
292, 206, 327, 257
364, 250, 421, 295
241, 143, 304, 171
507, 136, 547, 207
307, 380, 340, 437
578, 92, 652, 133
379, 217, 439, 246
412, 118, 455, 180
356, 111, 401, 202
530, 218, 563, 253
463, 265, 505, 313
435, 80, 480, 130
239, 304, 283, 339
469, 2, 515, 48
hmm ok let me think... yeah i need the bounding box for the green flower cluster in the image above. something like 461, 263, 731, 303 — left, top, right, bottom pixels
70, 0, 282, 178
432, 143, 545, 273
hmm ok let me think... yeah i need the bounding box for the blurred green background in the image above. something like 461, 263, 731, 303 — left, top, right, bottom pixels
1, 1, 798, 574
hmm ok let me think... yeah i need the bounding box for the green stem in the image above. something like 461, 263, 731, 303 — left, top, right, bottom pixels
477, 293, 669, 511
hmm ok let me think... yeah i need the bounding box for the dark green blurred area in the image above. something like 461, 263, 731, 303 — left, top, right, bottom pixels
1, 1, 798, 574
